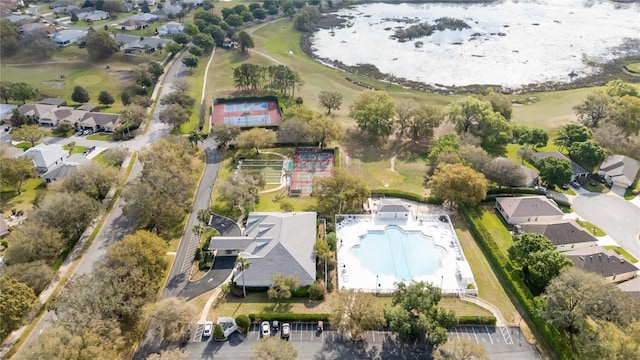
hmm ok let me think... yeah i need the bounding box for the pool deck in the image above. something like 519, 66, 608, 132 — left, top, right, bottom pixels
336, 214, 475, 295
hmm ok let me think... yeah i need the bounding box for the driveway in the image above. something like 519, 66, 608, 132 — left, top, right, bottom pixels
572, 192, 640, 260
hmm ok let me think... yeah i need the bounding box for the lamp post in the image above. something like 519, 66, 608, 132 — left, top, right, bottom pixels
376, 275, 379, 296
440, 275, 444, 291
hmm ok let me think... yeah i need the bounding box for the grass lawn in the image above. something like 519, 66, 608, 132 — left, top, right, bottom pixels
15, 142, 33, 150
178, 54, 208, 134
63, 145, 86, 154
574, 219, 606, 236
210, 292, 330, 320
581, 180, 608, 193
604, 246, 639, 263
452, 215, 521, 326
256, 190, 317, 212
345, 157, 428, 195
626, 63, 640, 73
1, 178, 46, 216
86, 133, 114, 141
479, 204, 514, 256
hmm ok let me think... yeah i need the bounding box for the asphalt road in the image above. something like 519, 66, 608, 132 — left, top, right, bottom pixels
572, 192, 640, 260
181, 324, 539, 360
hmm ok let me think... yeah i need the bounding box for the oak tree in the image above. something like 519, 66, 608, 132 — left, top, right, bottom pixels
428, 163, 487, 206
312, 169, 370, 217
329, 289, 385, 340
318, 90, 343, 115
11, 125, 49, 147
350, 90, 396, 138
63, 162, 120, 201
0, 277, 38, 340
236, 128, 276, 154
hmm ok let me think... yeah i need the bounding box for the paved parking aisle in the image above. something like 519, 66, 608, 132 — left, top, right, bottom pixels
451, 326, 540, 360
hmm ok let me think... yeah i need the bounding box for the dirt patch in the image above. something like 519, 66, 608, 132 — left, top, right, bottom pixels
108, 69, 135, 82
42, 80, 66, 88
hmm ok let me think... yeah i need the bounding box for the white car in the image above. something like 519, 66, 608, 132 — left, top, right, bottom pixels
261, 321, 270, 338
203, 321, 213, 337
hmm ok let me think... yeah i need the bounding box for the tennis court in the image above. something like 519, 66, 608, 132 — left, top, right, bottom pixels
224, 115, 272, 126
224, 102, 269, 112
289, 149, 334, 195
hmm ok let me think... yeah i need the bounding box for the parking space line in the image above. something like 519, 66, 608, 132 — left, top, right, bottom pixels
300, 324, 304, 341
485, 327, 494, 344
472, 327, 479, 343
454, 328, 461, 340
372, 330, 375, 342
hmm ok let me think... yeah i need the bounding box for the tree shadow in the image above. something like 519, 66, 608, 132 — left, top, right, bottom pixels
262, 302, 293, 313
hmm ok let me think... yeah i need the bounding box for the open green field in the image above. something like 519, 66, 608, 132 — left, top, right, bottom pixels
626, 63, 640, 74
1, 178, 46, 216
1, 45, 164, 113
479, 204, 514, 256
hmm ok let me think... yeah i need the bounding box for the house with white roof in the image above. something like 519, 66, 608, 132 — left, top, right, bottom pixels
157, 22, 185, 35
17, 144, 69, 174
41, 153, 91, 183
598, 154, 640, 188
208, 212, 317, 287
495, 196, 564, 225
51, 30, 87, 46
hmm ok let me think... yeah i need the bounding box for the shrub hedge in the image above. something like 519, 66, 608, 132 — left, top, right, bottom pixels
249, 313, 330, 322
486, 188, 546, 195
457, 315, 496, 326
334, 146, 340, 168
460, 205, 576, 360
235, 314, 251, 334
370, 189, 443, 205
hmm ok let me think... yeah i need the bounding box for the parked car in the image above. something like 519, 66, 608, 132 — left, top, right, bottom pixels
82, 129, 92, 136
281, 323, 290, 340
75, 130, 84, 136
570, 181, 581, 189
272, 321, 279, 332
261, 321, 270, 338
203, 321, 213, 337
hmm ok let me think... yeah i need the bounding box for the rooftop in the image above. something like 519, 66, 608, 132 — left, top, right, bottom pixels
496, 196, 564, 218
519, 220, 598, 246
564, 246, 639, 280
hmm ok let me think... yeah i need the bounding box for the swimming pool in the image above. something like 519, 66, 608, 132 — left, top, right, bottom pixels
351, 226, 446, 281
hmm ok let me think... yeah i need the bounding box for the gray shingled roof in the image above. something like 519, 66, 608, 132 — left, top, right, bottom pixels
530, 151, 588, 176
210, 212, 317, 287
496, 196, 563, 218
617, 277, 640, 298
564, 246, 639, 280
519, 220, 597, 246
599, 154, 640, 185
377, 198, 411, 213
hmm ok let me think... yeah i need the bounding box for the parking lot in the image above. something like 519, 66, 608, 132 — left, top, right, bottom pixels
186, 323, 540, 360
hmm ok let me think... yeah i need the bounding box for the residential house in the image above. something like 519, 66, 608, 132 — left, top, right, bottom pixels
376, 198, 411, 219
0, 0, 23, 14
4, 14, 32, 24
38, 107, 86, 128
49, 0, 70, 9
78, 112, 120, 132
152, 4, 182, 18
0, 104, 18, 120
518, 220, 598, 252
78, 10, 109, 22
52, 5, 80, 15
530, 151, 589, 181
136, 0, 156, 5
115, 34, 169, 53
495, 196, 564, 225
17, 103, 58, 121
40, 98, 67, 107
119, 19, 149, 31
208, 212, 317, 287
76, 103, 97, 112
157, 21, 185, 35
181, 0, 203, 6
564, 246, 639, 283
42, 153, 91, 182
17, 144, 69, 174
598, 154, 640, 188
51, 29, 86, 46
617, 277, 640, 298
128, 13, 159, 23
20, 23, 58, 35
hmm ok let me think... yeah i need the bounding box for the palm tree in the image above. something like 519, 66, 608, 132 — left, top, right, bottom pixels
197, 208, 210, 224
188, 130, 207, 147
236, 257, 251, 298
192, 224, 205, 237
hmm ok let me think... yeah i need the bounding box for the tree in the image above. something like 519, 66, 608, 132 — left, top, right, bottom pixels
592, 122, 629, 154
555, 124, 592, 153
427, 133, 461, 168
314, 239, 331, 285
102, 0, 123, 13
4, 222, 65, 265
144, 297, 196, 344
540, 267, 634, 336
237, 30, 254, 53
226, 13, 243, 27
569, 140, 606, 171
330, 289, 385, 340
460, 145, 491, 172
160, 91, 196, 110
253, 337, 298, 360
482, 157, 526, 188
294, 9, 312, 32
607, 95, 640, 136
119, 104, 147, 133
193, 33, 215, 50
210, 124, 241, 149
252, 7, 267, 20
1, 260, 57, 295
433, 338, 488, 360
0, 157, 35, 194
159, 104, 190, 130
63, 162, 120, 201
267, 274, 299, 301
11, 125, 49, 147
407, 105, 443, 142
98, 91, 115, 106
30, 192, 101, 241
305, 114, 342, 148
483, 91, 512, 120
188, 129, 207, 146
508, 233, 572, 294
394, 99, 417, 136
573, 90, 610, 128
1, 19, 20, 56
517, 146, 535, 165
21, 31, 57, 59
70, 12, 79, 22
446, 96, 510, 151
0, 82, 11, 104
536, 156, 572, 187
189, 45, 203, 57
218, 172, 264, 215
518, 128, 549, 148
574, 320, 640, 360
86, 29, 118, 60
236, 257, 251, 298
102, 147, 130, 167
604, 79, 639, 98
236, 128, 276, 154
53, 122, 74, 137
350, 90, 396, 138
9, 82, 38, 104
428, 163, 487, 206
312, 169, 370, 217
165, 41, 182, 55
182, 55, 199, 69
384, 281, 457, 345
71, 85, 90, 104
279, 117, 308, 145
0, 277, 38, 340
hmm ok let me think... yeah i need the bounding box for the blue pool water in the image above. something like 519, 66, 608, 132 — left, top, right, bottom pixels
351, 226, 445, 281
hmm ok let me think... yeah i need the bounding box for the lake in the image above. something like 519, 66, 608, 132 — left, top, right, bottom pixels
310, 0, 640, 90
